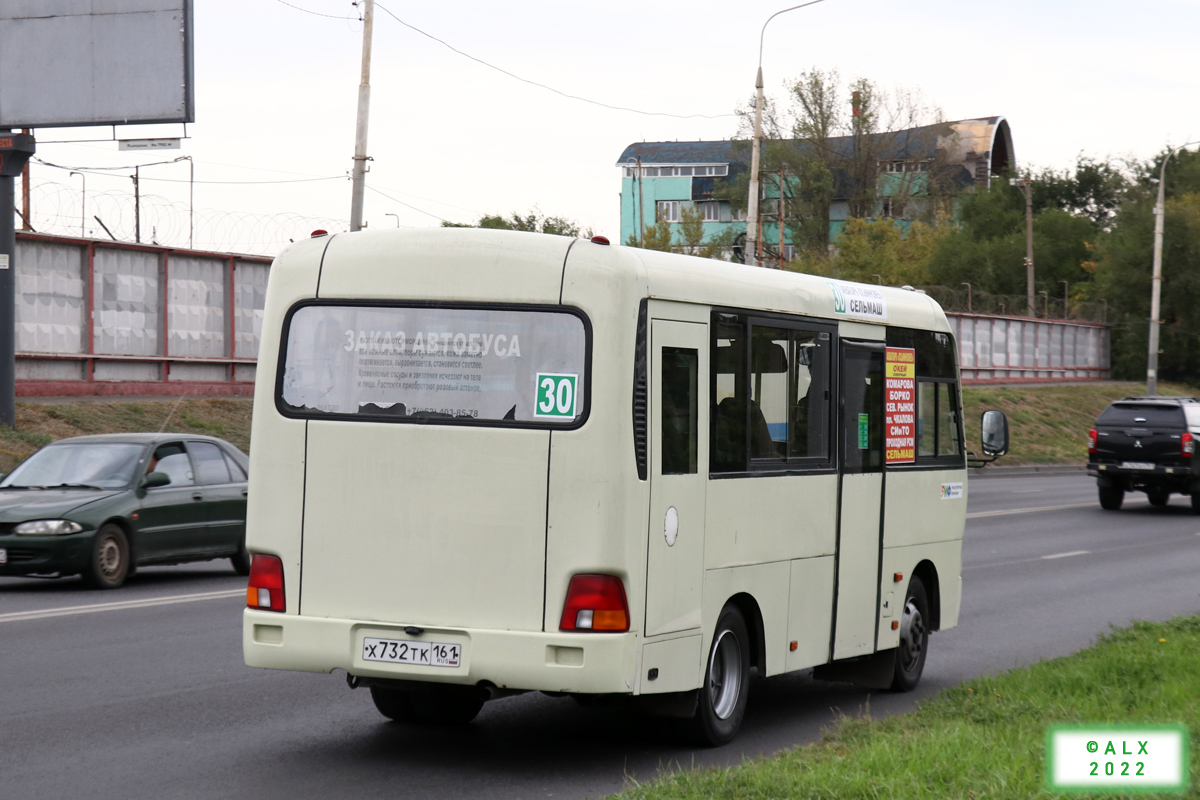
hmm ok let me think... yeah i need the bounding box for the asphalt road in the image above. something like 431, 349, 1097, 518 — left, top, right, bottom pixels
3, 474, 1198, 800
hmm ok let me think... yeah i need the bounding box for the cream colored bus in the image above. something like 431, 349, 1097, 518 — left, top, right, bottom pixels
242, 228, 1007, 744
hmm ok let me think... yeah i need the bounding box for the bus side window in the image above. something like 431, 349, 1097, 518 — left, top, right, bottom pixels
662, 347, 698, 475
788, 331, 830, 461
937, 382, 961, 456
711, 315, 747, 472
918, 381, 937, 457
750, 327, 789, 460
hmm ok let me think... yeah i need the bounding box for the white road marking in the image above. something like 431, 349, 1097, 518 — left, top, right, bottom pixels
1042, 550, 1090, 560
967, 498, 1147, 519
0, 588, 245, 624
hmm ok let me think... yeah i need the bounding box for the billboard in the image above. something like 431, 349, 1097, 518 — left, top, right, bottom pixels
0, 0, 194, 128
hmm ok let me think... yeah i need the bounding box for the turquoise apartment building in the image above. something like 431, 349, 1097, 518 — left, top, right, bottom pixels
616, 116, 1014, 261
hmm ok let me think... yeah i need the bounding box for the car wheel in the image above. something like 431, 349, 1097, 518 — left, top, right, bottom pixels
688, 604, 751, 746
891, 576, 929, 692
1099, 485, 1124, 511
82, 524, 130, 589
1147, 487, 1170, 507
1191, 492, 1200, 515
230, 538, 251, 576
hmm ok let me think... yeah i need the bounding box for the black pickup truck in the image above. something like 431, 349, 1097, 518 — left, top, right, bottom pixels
1087, 396, 1200, 511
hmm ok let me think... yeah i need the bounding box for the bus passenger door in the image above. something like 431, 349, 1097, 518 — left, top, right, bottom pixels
645, 319, 708, 638
833, 342, 885, 659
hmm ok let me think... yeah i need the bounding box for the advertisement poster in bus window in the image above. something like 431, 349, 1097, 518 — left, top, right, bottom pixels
885, 347, 916, 463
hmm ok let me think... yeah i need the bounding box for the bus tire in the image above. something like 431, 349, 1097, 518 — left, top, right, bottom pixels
409, 684, 485, 725
891, 576, 929, 692
370, 686, 419, 723
688, 604, 751, 746
1099, 485, 1124, 510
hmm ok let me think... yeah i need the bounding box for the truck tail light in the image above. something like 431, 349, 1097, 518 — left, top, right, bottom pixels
247, 554, 286, 612
1183, 432, 1195, 457
559, 574, 629, 632
1087, 429, 1097, 454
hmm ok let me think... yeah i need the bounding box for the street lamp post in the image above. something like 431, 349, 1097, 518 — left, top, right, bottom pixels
1147, 142, 1200, 396
385, 213, 399, 228
746, 0, 827, 268
961, 281, 971, 312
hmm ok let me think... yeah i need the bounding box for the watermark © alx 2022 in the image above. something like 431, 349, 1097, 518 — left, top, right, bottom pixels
1047, 725, 1189, 792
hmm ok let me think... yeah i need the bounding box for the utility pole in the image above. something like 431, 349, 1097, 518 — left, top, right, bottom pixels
0, 132, 36, 427
19, 130, 30, 231
1147, 142, 1199, 395
1012, 177, 1034, 316
349, 0, 375, 232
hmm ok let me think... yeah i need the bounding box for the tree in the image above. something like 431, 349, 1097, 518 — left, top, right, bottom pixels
728, 70, 946, 261
1032, 154, 1131, 229
443, 209, 592, 238
1094, 190, 1200, 381
829, 218, 943, 286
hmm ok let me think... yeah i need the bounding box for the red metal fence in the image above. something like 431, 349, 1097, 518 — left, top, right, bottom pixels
14, 232, 270, 397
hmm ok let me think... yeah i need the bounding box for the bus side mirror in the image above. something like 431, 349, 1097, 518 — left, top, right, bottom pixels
981, 410, 1009, 458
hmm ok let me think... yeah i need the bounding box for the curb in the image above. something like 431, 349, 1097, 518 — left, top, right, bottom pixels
969, 464, 1087, 479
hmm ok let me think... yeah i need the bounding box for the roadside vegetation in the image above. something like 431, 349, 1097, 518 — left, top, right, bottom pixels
618, 614, 1200, 800
962, 380, 1196, 465
0, 398, 253, 474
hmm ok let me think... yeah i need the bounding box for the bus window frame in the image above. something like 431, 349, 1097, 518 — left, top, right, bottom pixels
274, 299, 594, 431
709, 307, 838, 479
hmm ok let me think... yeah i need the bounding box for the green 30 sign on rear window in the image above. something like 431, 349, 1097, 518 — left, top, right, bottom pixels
535, 374, 578, 419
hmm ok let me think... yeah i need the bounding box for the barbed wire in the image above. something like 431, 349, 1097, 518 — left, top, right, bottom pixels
19, 180, 350, 256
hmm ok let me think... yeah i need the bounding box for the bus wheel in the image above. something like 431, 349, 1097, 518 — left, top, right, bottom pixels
689, 604, 750, 746
370, 685, 419, 722
891, 577, 929, 692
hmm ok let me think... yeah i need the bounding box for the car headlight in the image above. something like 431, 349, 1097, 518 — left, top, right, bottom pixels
14, 519, 85, 536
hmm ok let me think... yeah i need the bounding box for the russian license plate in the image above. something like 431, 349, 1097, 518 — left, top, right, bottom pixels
362, 637, 462, 668
0, 548, 5, 564
1120, 461, 1156, 470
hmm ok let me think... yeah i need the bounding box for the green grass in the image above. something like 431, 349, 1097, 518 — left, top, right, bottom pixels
619, 615, 1200, 800
0, 398, 253, 474
962, 381, 1198, 465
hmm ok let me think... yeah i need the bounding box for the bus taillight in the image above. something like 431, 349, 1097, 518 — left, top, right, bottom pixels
247, 554, 286, 612
559, 574, 629, 632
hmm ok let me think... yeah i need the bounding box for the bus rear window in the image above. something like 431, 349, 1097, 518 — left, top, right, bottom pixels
279, 304, 589, 426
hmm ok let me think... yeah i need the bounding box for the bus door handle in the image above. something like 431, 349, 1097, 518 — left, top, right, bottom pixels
192, 492, 204, 502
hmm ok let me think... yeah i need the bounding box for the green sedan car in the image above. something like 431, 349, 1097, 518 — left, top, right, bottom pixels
0, 433, 249, 589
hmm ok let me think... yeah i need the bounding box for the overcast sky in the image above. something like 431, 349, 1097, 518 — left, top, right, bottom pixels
17, 0, 1200, 254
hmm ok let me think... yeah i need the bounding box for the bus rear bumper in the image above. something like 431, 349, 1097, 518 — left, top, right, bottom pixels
243, 609, 639, 694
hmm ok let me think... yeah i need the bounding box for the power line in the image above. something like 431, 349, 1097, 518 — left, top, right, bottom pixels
365, 184, 448, 223
370, 3, 735, 121
274, 0, 360, 21
32, 158, 345, 185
